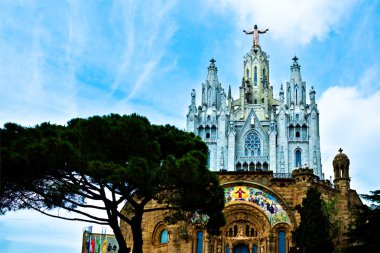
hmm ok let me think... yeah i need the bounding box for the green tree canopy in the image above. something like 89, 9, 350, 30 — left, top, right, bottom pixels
0, 114, 225, 253
292, 188, 334, 253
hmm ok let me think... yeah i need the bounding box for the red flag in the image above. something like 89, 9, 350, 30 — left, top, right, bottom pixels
91, 238, 95, 253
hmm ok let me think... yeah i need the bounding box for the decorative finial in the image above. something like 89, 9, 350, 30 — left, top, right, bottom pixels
210, 58, 216, 64
338, 148, 343, 153
292, 56, 298, 62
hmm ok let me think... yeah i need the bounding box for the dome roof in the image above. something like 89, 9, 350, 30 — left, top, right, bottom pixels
333, 148, 350, 168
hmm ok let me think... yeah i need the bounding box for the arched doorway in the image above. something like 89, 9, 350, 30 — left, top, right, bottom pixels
234, 244, 249, 253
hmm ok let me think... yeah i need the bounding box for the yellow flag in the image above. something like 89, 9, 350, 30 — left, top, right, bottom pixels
102, 239, 107, 253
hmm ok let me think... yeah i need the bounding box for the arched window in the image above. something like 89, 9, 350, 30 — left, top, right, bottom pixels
245, 225, 250, 237
234, 225, 238, 237
160, 229, 168, 244
198, 126, 204, 139
229, 228, 232, 237
295, 150, 301, 167
205, 125, 210, 140
254, 66, 258, 86
302, 125, 307, 139
246, 68, 250, 79
250, 228, 255, 237
295, 131, 300, 138
278, 230, 286, 253
196, 231, 203, 253
211, 126, 217, 139
262, 68, 266, 88
244, 132, 261, 157
249, 162, 255, 171
253, 245, 258, 253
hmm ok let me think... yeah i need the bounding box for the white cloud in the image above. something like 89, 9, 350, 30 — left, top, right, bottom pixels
210, 0, 358, 44
319, 84, 380, 194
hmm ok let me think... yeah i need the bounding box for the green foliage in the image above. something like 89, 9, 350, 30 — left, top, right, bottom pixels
292, 188, 334, 253
322, 196, 342, 243
344, 190, 380, 253
0, 113, 225, 253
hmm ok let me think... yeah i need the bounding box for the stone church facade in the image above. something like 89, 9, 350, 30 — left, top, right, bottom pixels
121, 39, 362, 253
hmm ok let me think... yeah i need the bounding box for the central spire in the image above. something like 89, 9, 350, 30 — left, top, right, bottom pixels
290, 56, 302, 83
207, 58, 218, 83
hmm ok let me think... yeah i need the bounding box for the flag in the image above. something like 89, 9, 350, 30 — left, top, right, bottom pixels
91, 238, 95, 253
102, 239, 108, 253
96, 237, 101, 253
86, 237, 91, 253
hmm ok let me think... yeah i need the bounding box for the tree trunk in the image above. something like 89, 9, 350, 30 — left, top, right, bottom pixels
109, 219, 131, 253
131, 211, 144, 253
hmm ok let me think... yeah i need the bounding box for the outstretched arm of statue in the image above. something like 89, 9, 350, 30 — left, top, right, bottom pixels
258, 29, 269, 34
243, 30, 254, 34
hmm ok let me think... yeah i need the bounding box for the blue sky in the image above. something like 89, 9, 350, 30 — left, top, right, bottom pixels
1, 0, 380, 252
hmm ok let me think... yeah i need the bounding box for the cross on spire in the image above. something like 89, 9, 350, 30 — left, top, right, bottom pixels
338, 148, 343, 153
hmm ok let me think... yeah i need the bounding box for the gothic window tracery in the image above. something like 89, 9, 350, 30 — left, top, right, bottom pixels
254, 66, 258, 86
245, 132, 261, 156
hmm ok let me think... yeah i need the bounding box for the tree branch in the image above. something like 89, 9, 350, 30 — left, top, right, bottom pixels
28, 205, 109, 225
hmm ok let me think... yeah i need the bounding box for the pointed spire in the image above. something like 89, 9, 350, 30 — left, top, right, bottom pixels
279, 83, 284, 103
290, 55, 302, 83
228, 85, 232, 99
310, 86, 316, 104
207, 58, 218, 83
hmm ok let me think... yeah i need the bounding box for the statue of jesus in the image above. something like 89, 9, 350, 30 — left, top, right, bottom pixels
243, 24, 269, 47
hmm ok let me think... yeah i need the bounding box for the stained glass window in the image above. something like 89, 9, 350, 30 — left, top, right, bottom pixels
244, 132, 261, 156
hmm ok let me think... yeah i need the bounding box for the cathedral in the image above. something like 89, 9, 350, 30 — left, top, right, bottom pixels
186, 44, 321, 178
121, 29, 362, 253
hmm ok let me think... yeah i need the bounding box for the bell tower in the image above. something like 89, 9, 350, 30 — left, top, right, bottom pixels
333, 148, 350, 189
